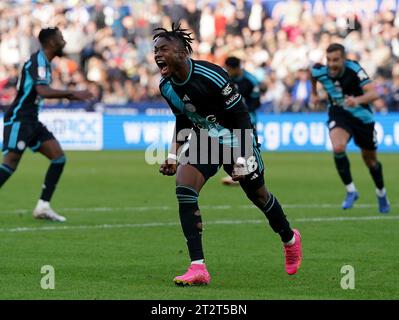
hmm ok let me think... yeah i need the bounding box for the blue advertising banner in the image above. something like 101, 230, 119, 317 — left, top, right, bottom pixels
255, 113, 399, 152
1, 112, 398, 152
103, 115, 175, 150
103, 113, 399, 152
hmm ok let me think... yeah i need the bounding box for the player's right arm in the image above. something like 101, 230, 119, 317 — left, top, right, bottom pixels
159, 124, 183, 176
159, 80, 192, 176
310, 64, 323, 106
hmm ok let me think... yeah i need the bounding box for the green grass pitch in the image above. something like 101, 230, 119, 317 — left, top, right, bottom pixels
0, 151, 398, 299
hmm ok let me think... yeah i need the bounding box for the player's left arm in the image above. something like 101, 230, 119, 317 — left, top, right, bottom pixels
344, 65, 379, 107
211, 68, 255, 180
345, 82, 379, 107
224, 96, 254, 181
209, 67, 252, 130
30, 62, 92, 100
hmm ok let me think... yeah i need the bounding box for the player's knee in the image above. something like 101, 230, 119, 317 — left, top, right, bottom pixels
7, 159, 20, 170
333, 152, 349, 162
361, 152, 377, 168
245, 187, 269, 208
333, 145, 346, 154
3, 154, 21, 170
51, 155, 67, 165
364, 157, 377, 168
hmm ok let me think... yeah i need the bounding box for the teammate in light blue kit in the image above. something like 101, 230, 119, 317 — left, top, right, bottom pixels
311, 43, 390, 213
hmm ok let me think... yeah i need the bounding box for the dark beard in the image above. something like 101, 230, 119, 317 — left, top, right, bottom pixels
55, 48, 64, 57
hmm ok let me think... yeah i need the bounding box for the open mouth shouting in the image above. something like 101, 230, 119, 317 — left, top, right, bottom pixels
156, 59, 170, 77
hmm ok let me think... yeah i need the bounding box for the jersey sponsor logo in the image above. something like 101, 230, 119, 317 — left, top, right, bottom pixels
189, 113, 217, 130
225, 93, 240, 106
38, 67, 46, 80
222, 84, 233, 96
205, 115, 217, 123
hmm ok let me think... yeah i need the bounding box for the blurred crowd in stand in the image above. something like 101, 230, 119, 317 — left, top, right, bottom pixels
1, 0, 399, 113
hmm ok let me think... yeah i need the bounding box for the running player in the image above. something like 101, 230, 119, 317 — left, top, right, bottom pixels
154, 23, 302, 286
0, 27, 93, 221
311, 43, 390, 213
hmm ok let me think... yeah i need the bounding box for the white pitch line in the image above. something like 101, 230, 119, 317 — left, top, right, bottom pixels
1, 203, 397, 215
0, 215, 398, 233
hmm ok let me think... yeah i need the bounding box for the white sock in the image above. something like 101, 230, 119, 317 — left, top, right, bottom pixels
345, 183, 356, 193
37, 199, 50, 208
376, 188, 386, 197
284, 235, 295, 246
191, 259, 205, 265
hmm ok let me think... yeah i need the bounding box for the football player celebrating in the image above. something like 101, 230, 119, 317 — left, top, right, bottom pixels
154, 23, 302, 286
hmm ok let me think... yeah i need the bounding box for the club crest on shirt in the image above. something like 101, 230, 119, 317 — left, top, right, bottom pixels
222, 84, 233, 96
38, 67, 46, 80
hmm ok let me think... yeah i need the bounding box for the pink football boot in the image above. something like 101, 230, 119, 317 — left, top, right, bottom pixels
283, 229, 302, 275
173, 264, 211, 286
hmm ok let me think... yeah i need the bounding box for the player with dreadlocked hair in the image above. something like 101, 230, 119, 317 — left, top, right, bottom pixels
154, 23, 302, 286
153, 22, 194, 55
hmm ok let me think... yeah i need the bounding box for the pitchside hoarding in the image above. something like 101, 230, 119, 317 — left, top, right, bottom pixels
103, 113, 399, 152
0, 112, 398, 152
104, 113, 399, 152
0, 112, 103, 151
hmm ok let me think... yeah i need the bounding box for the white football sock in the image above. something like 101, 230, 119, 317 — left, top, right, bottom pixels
191, 259, 205, 265
284, 235, 296, 246
37, 199, 50, 209
376, 188, 386, 197
345, 183, 356, 193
